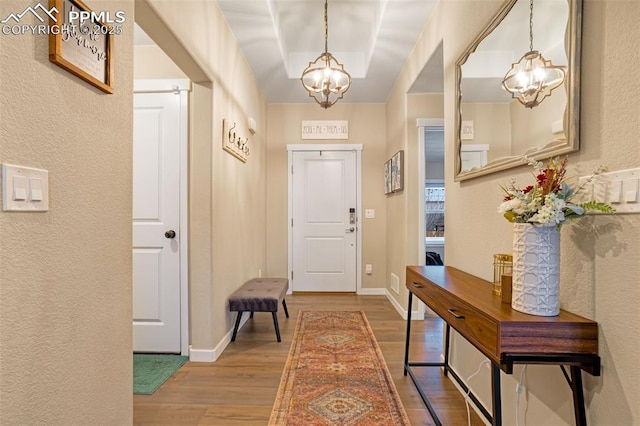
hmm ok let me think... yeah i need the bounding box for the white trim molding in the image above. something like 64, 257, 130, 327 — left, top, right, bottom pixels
134, 79, 191, 93
189, 347, 217, 363
386, 289, 425, 320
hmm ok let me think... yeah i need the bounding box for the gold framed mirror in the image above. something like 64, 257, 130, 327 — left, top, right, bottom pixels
454, 0, 582, 181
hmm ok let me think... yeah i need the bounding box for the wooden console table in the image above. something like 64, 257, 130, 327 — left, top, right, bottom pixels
404, 266, 600, 426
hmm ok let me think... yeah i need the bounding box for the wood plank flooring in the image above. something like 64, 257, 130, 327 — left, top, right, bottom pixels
133, 294, 485, 425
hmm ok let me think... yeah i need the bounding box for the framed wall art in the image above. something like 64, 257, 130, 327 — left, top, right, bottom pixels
384, 159, 392, 194
384, 150, 404, 194
48, 0, 114, 94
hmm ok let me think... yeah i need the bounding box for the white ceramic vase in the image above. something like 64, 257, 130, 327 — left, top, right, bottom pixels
511, 223, 560, 316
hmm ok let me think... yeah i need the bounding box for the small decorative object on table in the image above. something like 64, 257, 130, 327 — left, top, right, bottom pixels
492, 254, 512, 296
501, 274, 512, 304
498, 156, 614, 316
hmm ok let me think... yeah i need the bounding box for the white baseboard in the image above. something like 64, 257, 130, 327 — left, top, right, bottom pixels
189, 312, 251, 362
189, 346, 217, 362
358, 287, 386, 295
386, 289, 424, 320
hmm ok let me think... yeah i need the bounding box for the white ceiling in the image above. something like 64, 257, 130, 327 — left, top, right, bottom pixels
135, 1, 566, 106
216, 0, 438, 103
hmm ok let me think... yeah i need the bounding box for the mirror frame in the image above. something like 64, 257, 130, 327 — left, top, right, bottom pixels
454, 0, 583, 181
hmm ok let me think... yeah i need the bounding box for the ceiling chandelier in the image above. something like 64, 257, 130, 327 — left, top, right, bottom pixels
300, 0, 351, 109
502, 0, 566, 108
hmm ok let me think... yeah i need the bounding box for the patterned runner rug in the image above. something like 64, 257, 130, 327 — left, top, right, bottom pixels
269, 311, 410, 425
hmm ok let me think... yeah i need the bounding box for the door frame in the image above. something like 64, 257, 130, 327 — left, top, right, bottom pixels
287, 144, 363, 294
417, 118, 444, 318
134, 79, 190, 356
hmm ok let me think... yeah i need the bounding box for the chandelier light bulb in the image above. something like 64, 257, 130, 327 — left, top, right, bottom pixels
503, 50, 565, 108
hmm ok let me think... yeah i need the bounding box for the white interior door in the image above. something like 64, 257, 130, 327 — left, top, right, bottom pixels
292, 151, 357, 292
133, 91, 182, 353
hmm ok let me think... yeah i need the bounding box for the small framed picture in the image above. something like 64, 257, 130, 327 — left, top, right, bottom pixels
48, 0, 114, 93
384, 160, 392, 194
390, 150, 404, 192
384, 151, 404, 194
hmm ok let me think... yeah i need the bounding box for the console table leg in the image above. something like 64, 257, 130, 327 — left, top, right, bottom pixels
404, 292, 413, 376
570, 366, 587, 426
491, 364, 502, 426
443, 324, 450, 377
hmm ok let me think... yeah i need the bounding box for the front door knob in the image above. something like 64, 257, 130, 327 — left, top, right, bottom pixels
165, 230, 176, 239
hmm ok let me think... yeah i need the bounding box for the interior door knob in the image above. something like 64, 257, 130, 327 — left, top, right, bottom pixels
164, 230, 176, 239
345, 227, 355, 233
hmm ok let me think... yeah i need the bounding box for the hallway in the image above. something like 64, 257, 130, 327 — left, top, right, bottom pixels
133, 294, 483, 425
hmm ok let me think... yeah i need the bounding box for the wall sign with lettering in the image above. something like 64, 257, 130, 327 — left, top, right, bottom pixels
222, 119, 249, 163
301, 120, 349, 140
49, 0, 117, 94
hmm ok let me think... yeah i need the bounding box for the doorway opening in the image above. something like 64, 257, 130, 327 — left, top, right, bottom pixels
417, 119, 445, 269
133, 8, 212, 357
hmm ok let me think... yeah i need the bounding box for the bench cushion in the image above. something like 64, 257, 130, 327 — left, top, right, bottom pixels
229, 278, 288, 312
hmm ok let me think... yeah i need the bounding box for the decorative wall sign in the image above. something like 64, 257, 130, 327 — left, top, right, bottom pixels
48, 0, 114, 94
301, 120, 349, 139
223, 119, 249, 162
461, 120, 474, 140
384, 150, 404, 194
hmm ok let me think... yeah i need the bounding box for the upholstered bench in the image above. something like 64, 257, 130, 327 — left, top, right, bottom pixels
229, 278, 289, 342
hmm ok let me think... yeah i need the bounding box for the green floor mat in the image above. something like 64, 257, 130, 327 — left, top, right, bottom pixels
133, 354, 188, 395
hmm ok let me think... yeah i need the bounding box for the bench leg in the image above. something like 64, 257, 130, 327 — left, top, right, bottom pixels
272, 312, 281, 342
231, 311, 243, 342
282, 299, 289, 318
250, 312, 254, 319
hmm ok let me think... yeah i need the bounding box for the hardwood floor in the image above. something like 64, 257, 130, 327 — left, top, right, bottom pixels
133, 294, 485, 425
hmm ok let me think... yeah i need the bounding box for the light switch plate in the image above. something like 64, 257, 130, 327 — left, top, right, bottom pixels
365, 209, 375, 219
579, 167, 640, 214
2, 164, 49, 211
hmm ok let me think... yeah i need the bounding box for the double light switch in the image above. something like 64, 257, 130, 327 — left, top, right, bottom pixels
2, 164, 49, 211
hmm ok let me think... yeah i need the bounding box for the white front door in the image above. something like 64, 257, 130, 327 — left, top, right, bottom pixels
132, 91, 182, 353
292, 151, 357, 292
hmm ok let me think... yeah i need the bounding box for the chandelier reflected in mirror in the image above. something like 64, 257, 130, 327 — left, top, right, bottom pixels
502, 0, 566, 108
300, 0, 351, 108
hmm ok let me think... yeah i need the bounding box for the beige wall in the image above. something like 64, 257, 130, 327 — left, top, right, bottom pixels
135, 0, 268, 354
461, 103, 511, 161
266, 103, 387, 290
0, 0, 134, 423
510, 89, 566, 156
387, 0, 640, 424
134, 44, 187, 79
461, 91, 565, 164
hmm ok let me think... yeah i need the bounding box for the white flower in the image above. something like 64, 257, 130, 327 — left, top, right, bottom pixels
498, 198, 522, 214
